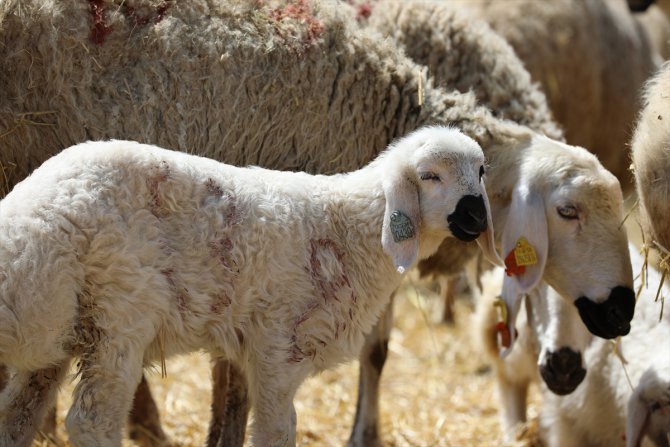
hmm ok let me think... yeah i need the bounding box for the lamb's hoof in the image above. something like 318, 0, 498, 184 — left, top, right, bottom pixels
346, 426, 385, 447
129, 424, 175, 447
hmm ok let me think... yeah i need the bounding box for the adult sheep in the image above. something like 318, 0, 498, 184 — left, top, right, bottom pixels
631, 61, 670, 259
359, 0, 658, 191
0, 0, 635, 445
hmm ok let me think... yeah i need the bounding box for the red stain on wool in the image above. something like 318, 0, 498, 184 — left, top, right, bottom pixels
146, 161, 170, 217
208, 237, 237, 272
210, 293, 232, 314
88, 0, 172, 45
161, 268, 190, 313
88, 0, 113, 45
308, 238, 354, 304
205, 178, 224, 198
268, 0, 325, 50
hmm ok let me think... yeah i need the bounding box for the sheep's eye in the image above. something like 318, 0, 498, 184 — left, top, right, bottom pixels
419, 172, 440, 182
557, 205, 579, 220
479, 165, 485, 181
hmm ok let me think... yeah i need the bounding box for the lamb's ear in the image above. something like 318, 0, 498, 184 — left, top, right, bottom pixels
499, 182, 548, 355
626, 391, 649, 447
381, 171, 420, 274
476, 183, 503, 267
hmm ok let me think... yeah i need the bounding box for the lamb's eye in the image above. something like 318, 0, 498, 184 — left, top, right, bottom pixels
419, 172, 440, 182
557, 205, 579, 220
479, 165, 485, 181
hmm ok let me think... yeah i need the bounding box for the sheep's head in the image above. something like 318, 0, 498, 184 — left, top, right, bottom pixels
498, 136, 634, 353
380, 126, 501, 274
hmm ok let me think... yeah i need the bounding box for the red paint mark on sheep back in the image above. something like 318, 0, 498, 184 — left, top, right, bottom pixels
308, 238, 354, 304
268, 0, 324, 51
88, 0, 113, 45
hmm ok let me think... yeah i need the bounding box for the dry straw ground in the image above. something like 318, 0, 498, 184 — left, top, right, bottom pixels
29, 275, 542, 447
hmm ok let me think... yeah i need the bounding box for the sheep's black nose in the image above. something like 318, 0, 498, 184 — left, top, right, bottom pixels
627, 0, 655, 12
539, 347, 586, 395
574, 286, 635, 339
447, 194, 487, 242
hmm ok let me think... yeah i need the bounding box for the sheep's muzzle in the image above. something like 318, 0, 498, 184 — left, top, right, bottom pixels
574, 286, 635, 339
447, 195, 487, 242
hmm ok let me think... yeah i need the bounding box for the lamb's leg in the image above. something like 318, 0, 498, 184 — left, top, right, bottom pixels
207, 359, 249, 447
128, 374, 171, 447
0, 362, 68, 447
496, 375, 529, 442
248, 364, 304, 447
347, 295, 395, 447
440, 275, 458, 325
66, 344, 145, 447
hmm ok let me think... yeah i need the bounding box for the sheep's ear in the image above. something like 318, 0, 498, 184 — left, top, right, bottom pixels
626, 392, 649, 447
381, 171, 420, 274
499, 182, 548, 355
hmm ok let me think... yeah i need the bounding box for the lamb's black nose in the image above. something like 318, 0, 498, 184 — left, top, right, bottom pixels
447, 194, 488, 242
574, 286, 635, 339
539, 347, 586, 395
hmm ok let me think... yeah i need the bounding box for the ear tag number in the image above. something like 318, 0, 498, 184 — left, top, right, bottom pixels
389, 210, 415, 243
504, 236, 537, 276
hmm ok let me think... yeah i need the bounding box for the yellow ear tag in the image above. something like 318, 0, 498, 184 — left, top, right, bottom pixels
493, 296, 508, 325
513, 237, 538, 267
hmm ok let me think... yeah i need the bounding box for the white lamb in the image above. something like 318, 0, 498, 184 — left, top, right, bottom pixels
540, 246, 670, 447
478, 244, 670, 446
0, 127, 498, 447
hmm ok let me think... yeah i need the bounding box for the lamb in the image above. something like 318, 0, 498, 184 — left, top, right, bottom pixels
0, 1, 636, 445
0, 127, 498, 447
631, 61, 670, 257
475, 268, 591, 441
539, 246, 670, 447
477, 244, 670, 446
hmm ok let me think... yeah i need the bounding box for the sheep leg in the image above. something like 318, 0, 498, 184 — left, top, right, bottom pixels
248, 365, 303, 447
0, 362, 68, 447
440, 275, 458, 325
207, 359, 249, 447
66, 344, 145, 447
347, 295, 395, 447
128, 374, 171, 447
496, 375, 529, 441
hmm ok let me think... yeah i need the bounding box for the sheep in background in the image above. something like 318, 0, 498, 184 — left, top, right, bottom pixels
539, 246, 670, 447
632, 62, 670, 257
361, 0, 658, 192
0, 1, 636, 446
632, 3, 670, 61
0, 128, 498, 447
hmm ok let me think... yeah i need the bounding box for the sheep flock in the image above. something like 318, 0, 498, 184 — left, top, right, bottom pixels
0, 0, 669, 446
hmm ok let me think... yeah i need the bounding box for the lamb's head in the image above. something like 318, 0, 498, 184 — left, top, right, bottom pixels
626, 367, 670, 447
379, 126, 500, 274
499, 136, 634, 351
